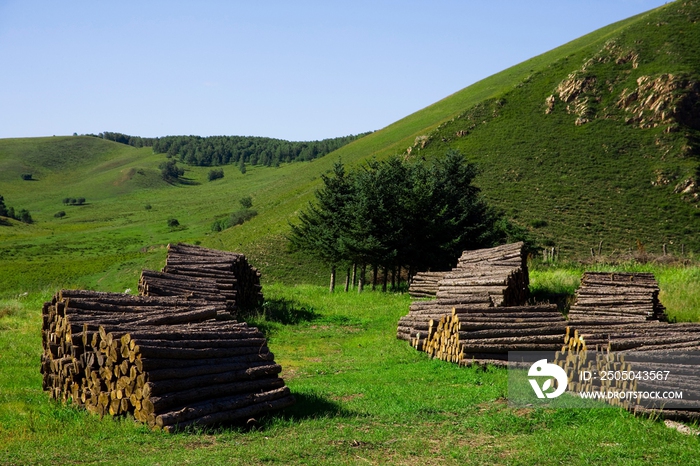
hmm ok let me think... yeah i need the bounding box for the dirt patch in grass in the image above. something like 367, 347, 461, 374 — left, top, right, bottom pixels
113, 167, 137, 186
0, 303, 20, 319
331, 393, 365, 403
183, 434, 218, 450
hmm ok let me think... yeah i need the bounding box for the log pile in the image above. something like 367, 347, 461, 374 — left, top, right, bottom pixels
416, 304, 566, 365
139, 243, 263, 316
408, 271, 447, 299
398, 242, 529, 345
396, 295, 492, 343
565, 320, 700, 353
568, 272, 667, 322
41, 289, 293, 431
554, 331, 700, 419
436, 242, 529, 307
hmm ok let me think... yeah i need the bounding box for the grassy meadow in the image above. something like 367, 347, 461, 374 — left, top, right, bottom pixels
3, 0, 700, 463
2, 278, 700, 465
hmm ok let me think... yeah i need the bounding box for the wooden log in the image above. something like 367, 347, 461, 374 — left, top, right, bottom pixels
141, 269, 238, 285
146, 377, 285, 413
59, 290, 210, 306
161, 394, 295, 432
155, 386, 291, 427
142, 285, 227, 302
132, 344, 270, 360
142, 364, 282, 397
140, 276, 233, 293
459, 342, 566, 352
127, 337, 267, 350
62, 306, 220, 327
459, 334, 566, 345
145, 360, 275, 382
458, 326, 567, 339
64, 300, 213, 313
458, 321, 571, 331
134, 353, 275, 372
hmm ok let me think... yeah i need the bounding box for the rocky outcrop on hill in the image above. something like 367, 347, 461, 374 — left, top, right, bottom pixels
617, 74, 700, 131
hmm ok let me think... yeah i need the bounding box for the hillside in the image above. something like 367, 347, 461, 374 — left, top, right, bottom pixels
325, 0, 700, 258
1, 1, 700, 295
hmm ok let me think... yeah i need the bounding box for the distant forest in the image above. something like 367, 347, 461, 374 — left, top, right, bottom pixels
85, 131, 371, 167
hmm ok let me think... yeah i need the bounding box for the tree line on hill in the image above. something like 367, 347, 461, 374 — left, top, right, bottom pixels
83, 132, 157, 148
84, 131, 371, 167
288, 150, 527, 292
151, 133, 371, 167
0, 195, 32, 224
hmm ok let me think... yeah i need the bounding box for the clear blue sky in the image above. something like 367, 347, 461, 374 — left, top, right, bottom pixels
0, 0, 670, 141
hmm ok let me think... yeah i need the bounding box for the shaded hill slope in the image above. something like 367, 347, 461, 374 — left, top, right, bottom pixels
402, 1, 700, 257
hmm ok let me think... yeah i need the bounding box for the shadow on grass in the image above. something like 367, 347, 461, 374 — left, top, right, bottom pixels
245, 298, 320, 324
275, 391, 357, 420
171, 392, 358, 435
528, 288, 575, 314
239, 298, 320, 336
177, 177, 200, 186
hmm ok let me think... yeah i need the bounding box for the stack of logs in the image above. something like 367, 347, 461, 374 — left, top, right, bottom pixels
398, 242, 529, 347
417, 304, 567, 365
139, 243, 263, 317
437, 242, 529, 307
566, 319, 700, 352
568, 272, 667, 322
42, 243, 293, 431
408, 272, 447, 299
555, 331, 700, 420
396, 294, 492, 344
401, 254, 700, 422
41, 290, 293, 431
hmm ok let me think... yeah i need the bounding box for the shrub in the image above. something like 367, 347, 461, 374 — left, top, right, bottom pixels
239, 196, 253, 209
145, 204, 152, 210
17, 209, 32, 224
76, 197, 86, 205
62, 198, 71, 205
229, 209, 257, 226
211, 209, 258, 232
159, 160, 184, 182
167, 218, 180, 228
21, 174, 32, 180
54, 211, 66, 219
207, 168, 224, 181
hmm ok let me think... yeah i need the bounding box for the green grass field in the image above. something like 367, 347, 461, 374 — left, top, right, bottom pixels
2, 278, 700, 465
2, 1, 700, 463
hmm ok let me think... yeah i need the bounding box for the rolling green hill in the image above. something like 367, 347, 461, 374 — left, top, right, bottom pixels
1, 0, 699, 296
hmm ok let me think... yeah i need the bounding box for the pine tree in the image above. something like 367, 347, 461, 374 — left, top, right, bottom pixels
288, 161, 354, 291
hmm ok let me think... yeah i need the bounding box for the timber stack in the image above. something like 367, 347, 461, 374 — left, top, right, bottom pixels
398, 242, 529, 345
139, 243, 264, 317
436, 242, 528, 307
568, 272, 667, 322
554, 331, 700, 421
396, 296, 493, 345
41, 289, 293, 431
408, 271, 447, 299
418, 304, 566, 365
565, 320, 700, 352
